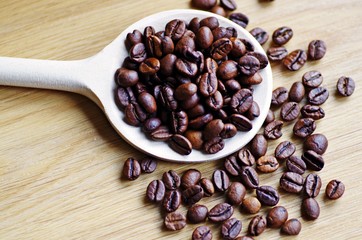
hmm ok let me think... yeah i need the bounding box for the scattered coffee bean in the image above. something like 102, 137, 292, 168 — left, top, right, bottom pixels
208, 203, 234, 222
210, 5, 226, 17
272, 26, 293, 45
302, 197, 320, 220
140, 157, 158, 173
282, 49, 307, 71
164, 211, 187, 231
199, 177, 215, 197
256, 155, 279, 173
250, 27, 269, 45
336, 76, 355, 97
302, 70, 323, 88
229, 12, 249, 28
326, 179, 345, 200
293, 118, 316, 138
301, 104, 325, 120
286, 155, 307, 175
250, 134, 268, 159
280, 172, 304, 193
191, 0, 217, 9
289, 81, 305, 102
280, 101, 300, 121
187, 204, 209, 224
307, 86, 329, 105
304, 133, 328, 154
224, 154, 243, 176
304, 173, 322, 198
181, 169, 201, 189
271, 86, 289, 106
163, 190, 182, 212
308, 40, 327, 60
192, 225, 212, 240
302, 150, 325, 171
264, 120, 284, 140
256, 185, 280, 206
122, 157, 141, 180
281, 218, 302, 235
222, 218, 242, 240
146, 179, 165, 202
264, 109, 275, 126
267, 206, 288, 228
238, 148, 256, 166
226, 182, 246, 205
275, 141, 296, 160
241, 166, 259, 189
220, 0, 237, 10
182, 185, 204, 205
213, 169, 230, 192
242, 196, 261, 214
162, 170, 181, 190
248, 215, 267, 236
267, 46, 288, 61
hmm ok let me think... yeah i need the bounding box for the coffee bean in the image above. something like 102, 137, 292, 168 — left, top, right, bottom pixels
175, 58, 198, 78
200, 17, 220, 30
199, 178, 215, 197
198, 72, 218, 97
126, 29, 143, 49
189, 113, 214, 129
116, 67, 139, 87
221, 218, 242, 240
304, 133, 328, 154
336, 76, 355, 97
163, 190, 182, 212
242, 196, 261, 214
164, 211, 186, 231
212, 27, 232, 41
289, 81, 305, 102
308, 39, 327, 60
208, 203, 234, 222
238, 148, 256, 166
124, 102, 147, 126
267, 206, 288, 228
224, 154, 243, 176
229, 12, 249, 28
187, 204, 209, 223
282, 49, 307, 71
144, 26, 155, 39
248, 215, 266, 236
159, 85, 177, 111
192, 225, 212, 240
275, 141, 296, 160
182, 185, 204, 205
302, 70, 323, 88
146, 179, 165, 202
302, 150, 325, 171
226, 182, 246, 205
326, 179, 345, 200
220, 123, 238, 139
264, 120, 283, 139
304, 173, 322, 198
169, 134, 192, 155
230, 114, 253, 131
280, 101, 300, 121
302, 197, 320, 220
271, 86, 289, 106
174, 83, 198, 101
162, 170, 181, 191
286, 155, 307, 175
210, 38, 233, 60
129, 42, 147, 63
140, 157, 157, 173
280, 172, 304, 193
170, 111, 188, 134
181, 93, 201, 110
150, 125, 173, 141
143, 117, 161, 133
256, 155, 279, 173
213, 169, 230, 192
231, 89, 253, 114
293, 118, 316, 138
196, 26, 214, 49
250, 27, 269, 45
246, 51, 269, 69
211, 5, 226, 17
238, 55, 260, 76
272, 26, 293, 45
165, 19, 186, 41
191, 0, 217, 9
307, 86, 329, 105
138, 92, 157, 114
241, 166, 259, 189
267, 46, 288, 61
230, 37, 247, 58
204, 136, 225, 154
116, 87, 136, 110
122, 157, 141, 180
220, 0, 237, 10
204, 57, 218, 73
256, 185, 280, 206
217, 60, 238, 80
181, 169, 202, 189
301, 104, 325, 120
264, 109, 275, 126
250, 134, 268, 159
281, 218, 302, 235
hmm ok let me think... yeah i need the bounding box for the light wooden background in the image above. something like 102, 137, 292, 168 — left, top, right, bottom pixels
1, 0, 361, 239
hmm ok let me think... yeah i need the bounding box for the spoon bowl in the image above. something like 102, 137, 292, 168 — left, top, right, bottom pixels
0, 9, 272, 162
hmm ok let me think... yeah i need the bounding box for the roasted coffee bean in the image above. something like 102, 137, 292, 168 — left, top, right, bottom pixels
220, 0, 237, 10
271, 87, 289, 106
203, 119, 224, 141
196, 26, 214, 49
229, 12, 249, 28
281, 218, 302, 235
184, 130, 204, 150
226, 182, 246, 205
280, 172, 304, 193
230, 114, 253, 131
129, 42, 147, 63
211, 5, 226, 17
208, 203, 234, 222
301, 104, 325, 120
217, 60, 238, 80
267, 206, 288, 228
250, 134, 268, 159
175, 58, 198, 77
264, 120, 283, 139
308, 86, 329, 105
293, 118, 316, 138
163, 190, 182, 213
138, 92, 157, 114
231, 89, 253, 114
126, 29, 143, 49
245, 101, 260, 120
187, 204, 209, 223
187, 104, 205, 118
159, 85, 177, 111
326, 179, 345, 200
145, 35, 162, 57
272, 26, 293, 45
116, 87, 136, 109
191, 0, 217, 9
210, 38, 233, 60
182, 185, 204, 205
246, 52, 269, 69
116, 67, 139, 87
162, 170, 181, 190
302, 70, 323, 88
170, 110, 188, 134
304, 173, 322, 198
280, 101, 300, 121
164, 211, 186, 231
241, 166, 259, 189
267, 46, 288, 61
224, 79, 241, 93
169, 134, 192, 155
242, 196, 261, 214
221, 218, 242, 240
240, 72, 263, 85
250, 27, 269, 45
286, 155, 307, 175
146, 179, 165, 202
238, 55, 260, 76
213, 169, 230, 192
302, 150, 324, 171
192, 226, 212, 240
189, 17, 200, 33
180, 93, 200, 110
212, 27, 232, 41
275, 141, 296, 160
308, 40, 327, 60
337, 76, 355, 97
220, 123, 238, 139
150, 125, 173, 141
174, 83, 198, 101
282, 49, 307, 71
204, 136, 225, 154
200, 17, 220, 30
302, 197, 320, 220
144, 26, 155, 39
143, 117, 162, 133
248, 215, 266, 236
238, 148, 256, 166
304, 133, 328, 154
224, 155, 243, 176
264, 109, 275, 126
289, 81, 305, 102
256, 185, 280, 206
140, 157, 157, 173
159, 54, 177, 76
189, 113, 214, 129
204, 57, 218, 73
181, 169, 202, 189
230, 37, 246, 58
199, 178, 215, 197
122, 157, 141, 180
175, 35, 196, 55
122, 56, 140, 70
198, 72, 218, 97
165, 19, 186, 41
256, 155, 279, 173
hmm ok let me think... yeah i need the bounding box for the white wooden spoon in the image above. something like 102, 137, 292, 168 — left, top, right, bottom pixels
0, 9, 272, 162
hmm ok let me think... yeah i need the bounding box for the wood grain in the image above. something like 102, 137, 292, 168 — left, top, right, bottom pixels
1, 0, 361, 239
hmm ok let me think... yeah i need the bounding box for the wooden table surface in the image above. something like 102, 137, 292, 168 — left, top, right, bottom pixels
1, 0, 361, 239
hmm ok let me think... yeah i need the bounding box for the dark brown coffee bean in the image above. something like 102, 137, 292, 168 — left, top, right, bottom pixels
199, 178, 215, 197
212, 27, 233, 41
267, 46, 288, 61
272, 26, 293, 45
281, 218, 302, 235
163, 190, 182, 213
245, 51, 269, 69
204, 136, 224, 154
256, 155, 279, 173
181, 169, 201, 189
230, 114, 253, 131
213, 169, 230, 192
293, 118, 316, 138
191, 0, 217, 9
250, 27, 269, 45
267, 206, 288, 228
240, 72, 263, 85
184, 130, 204, 150
146, 179, 165, 202
241, 196, 261, 214
116, 87, 136, 109
248, 215, 266, 236
162, 170, 181, 190
170, 110, 188, 134
222, 218, 242, 240
229, 12, 249, 28
204, 57, 218, 73
256, 185, 280, 206
275, 141, 296, 160
337, 76, 355, 97
271, 87, 289, 106
220, 123, 238, 139
165, 19, 186, 41
224, 79, 241, 93
282, 49, 307, 71
308, 40, 327, 60
301, 104, 325, 120
230, 37, 246, 58
245, 101, 260, 120
208, 203, 234, 222
126, 29, 143, 49
164, 211, 186, 231
220, 0, 237, 10
122, 157, 141, 180
145, 35, 162, 58
280, 101, 300, 121
138, 92, 157, 114
289, 81, 305, 102
175, 35, 196, 55
226, 182, 246, 205
175, 58, 198, 78
302, 70, 323, 88
192, 225, 212, 240
302, 197, 320, 220
159, 85, 178, 111
326, 179, 345, 200
231, 89, 253, 114
264, 109, 275, 126
182, 185, 204, 205
307, 86, 329, 105
143, 117, 162, 133
264, 120, 283, 139
203, 119, 224, 140
210, 38, 233, 60
169, 134, 192, 155
304, 173, 322, 198
286, 155, 307, 175
140, 157, 157, 173
187, 204, 209, 223
217, 60, 238, 80
238, 148, 256, 166
198, 72, 218, 97
280, 172, 304, 193
302, 150, 324, 171
224, 154, 243, 176
150, 125, 173, 141
200, 17, 220, 30
116, 67, 139, 87
238, 55, 260, 76
304, 133, 328, 154
196, 26, 214, 49
129, 42, 147, 63
174, 83, 197, 101
187, 104, 205, 119
180, 93, 200, 110
241, 166, 259, 189
189, 113, 214, 129
211, 5, 226, 17
143, 26, 155, 39
250, 134, 268, 159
